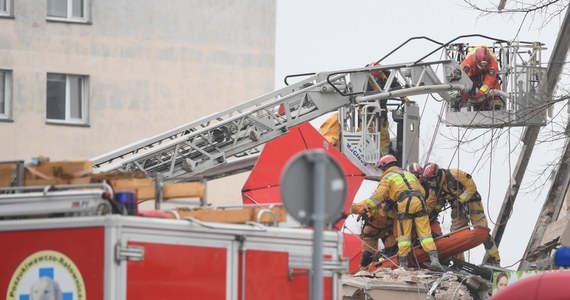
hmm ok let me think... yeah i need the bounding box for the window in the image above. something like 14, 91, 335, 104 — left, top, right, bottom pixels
47, 0, 90, 22
0, 0, 13, 17
46, 73, 89, 126
0, 70, 12, 121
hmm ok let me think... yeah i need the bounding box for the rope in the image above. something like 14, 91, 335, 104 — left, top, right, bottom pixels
502, 258, 522, 269
425, 104, 445, 165
487, 126, 514, 226
446, 110, 482, 168
486, 127, 495, 225
422, 50, 446, 165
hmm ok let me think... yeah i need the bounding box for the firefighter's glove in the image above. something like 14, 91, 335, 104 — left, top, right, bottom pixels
350, 203, 363, 215
458, 192, 470, 203
351, 201, 369, 215
429, 211, 439, 222
356, 211, 368, 223
449, 68, 462, 82
436, 199, 447, 212
435, 204, 443, 213
449, 197, 458, 208
472, 90, 485, 101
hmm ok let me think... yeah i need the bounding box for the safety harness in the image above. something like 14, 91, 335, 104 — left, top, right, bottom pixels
394, 171, 428, 235
436, 169, 482, 204
432, 170, 484, 219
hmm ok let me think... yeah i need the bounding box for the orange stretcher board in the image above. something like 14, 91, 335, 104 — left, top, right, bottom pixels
369, 226, 489, 271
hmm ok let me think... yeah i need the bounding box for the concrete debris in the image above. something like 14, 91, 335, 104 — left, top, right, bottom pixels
342, 268, 490, 300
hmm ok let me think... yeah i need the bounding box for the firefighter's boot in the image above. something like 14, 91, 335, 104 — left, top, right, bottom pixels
427, 251, 445, 272
360, 251, 374, 270
485, 236, 501, 266
398, 256, 409, 270
487, 250, 501, 267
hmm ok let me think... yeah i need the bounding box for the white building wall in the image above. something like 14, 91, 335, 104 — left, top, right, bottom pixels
0, 0, 276, 203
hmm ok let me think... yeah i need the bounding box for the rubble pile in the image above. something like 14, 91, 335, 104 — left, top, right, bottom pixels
342, 267, 491, 300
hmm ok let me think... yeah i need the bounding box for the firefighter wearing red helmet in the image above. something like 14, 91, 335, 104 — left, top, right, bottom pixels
460, 46, 503, 111
422, 162, 501, 265
351, 155, 444, 271
349, 152, 397, 271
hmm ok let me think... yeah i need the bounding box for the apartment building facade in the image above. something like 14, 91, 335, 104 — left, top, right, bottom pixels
0, 0, 276, 203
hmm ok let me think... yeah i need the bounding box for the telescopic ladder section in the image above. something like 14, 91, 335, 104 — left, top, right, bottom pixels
91, 60, 470, 180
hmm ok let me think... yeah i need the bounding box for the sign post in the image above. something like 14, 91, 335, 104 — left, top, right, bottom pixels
281, 150, 346, 300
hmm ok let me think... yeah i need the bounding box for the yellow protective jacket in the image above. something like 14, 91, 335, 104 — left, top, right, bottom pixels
319, 112, 341, 148
425, 168, 478, 212
367, 166, 425, 209
319, 112, 390, 153
365, 207, 397, 229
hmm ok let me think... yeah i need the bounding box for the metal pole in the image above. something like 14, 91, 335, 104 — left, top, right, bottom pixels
154, 174, 163, 210
310, 152, 326, 300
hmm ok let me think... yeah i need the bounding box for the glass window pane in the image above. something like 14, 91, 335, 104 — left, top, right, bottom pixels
48, 0, 67, 17
0, 72, 5, 114
72, 0, 83, 17
0, 0, 6, 12
69, 76, 82, 119
47, 74, 66, 120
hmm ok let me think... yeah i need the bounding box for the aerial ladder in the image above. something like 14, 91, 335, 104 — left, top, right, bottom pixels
90, 61, 454, 180
91, 36, 548, 182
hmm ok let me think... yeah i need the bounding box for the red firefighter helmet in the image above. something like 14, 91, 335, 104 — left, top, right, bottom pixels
422, 162, 440, 179
366, 61, 381, 78
406, 163, 423, 178
377, 154, 398, 170
474, 47, 491, 70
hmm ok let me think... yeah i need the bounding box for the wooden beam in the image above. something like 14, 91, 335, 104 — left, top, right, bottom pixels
163, 182, 205, 199
173, 206, 287, 224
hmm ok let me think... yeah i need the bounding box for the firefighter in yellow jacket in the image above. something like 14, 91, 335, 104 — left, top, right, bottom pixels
351, 155, 444, 271
350, 192, 398, 270
319, 111, 390, 155
422, 162, 501, 265
320, 63, 396, 154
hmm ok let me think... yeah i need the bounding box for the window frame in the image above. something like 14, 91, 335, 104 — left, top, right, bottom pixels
46, 73, 90, 127
0, 69, 12, 122
46, 0, 91, 24
0, 0, 14, 18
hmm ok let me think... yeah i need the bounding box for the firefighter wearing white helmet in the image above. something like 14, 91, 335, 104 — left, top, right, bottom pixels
406, 162, 423, 178
351, 155, 444, 271
422, 162, 501, 265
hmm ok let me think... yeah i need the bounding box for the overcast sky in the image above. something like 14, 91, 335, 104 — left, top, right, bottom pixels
275, 0, 567, 268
